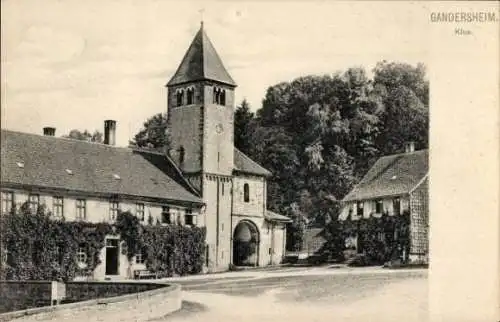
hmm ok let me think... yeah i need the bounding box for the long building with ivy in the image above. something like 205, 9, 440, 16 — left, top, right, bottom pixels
0, 23, 291, 280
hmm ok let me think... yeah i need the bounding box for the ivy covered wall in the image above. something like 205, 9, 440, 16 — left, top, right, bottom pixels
0, 203, 206, 281
341, 211, 411, 264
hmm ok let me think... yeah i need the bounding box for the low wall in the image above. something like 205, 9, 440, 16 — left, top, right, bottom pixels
0, 281, 181, 322
0, 281, 52, 313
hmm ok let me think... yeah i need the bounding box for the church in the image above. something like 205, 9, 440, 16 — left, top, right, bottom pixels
0, 23, 291, 278
165, 23, 292, 272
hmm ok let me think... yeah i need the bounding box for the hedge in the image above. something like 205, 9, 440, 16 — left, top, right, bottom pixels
0, 203, 206, 281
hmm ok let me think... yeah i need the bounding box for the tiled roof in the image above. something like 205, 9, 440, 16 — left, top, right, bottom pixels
0, 130, 203, 204
234, 148, 272, 177
167, 24, 236, 87
302, 228, 327, 254
343, 150, 428, 202
265, 210, 292, 223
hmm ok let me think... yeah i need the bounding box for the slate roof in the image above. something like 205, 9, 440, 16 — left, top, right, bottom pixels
234, 148, 272, 177
342, 149, 428, 202
0, 130, 203, 204
167, 24, 236, 87
265, 210, 292, 223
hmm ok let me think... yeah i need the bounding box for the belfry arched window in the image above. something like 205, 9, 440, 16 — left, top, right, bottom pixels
213, 87, 227, 105
220, 89, 226, 106
243, 183, 250, 203
213, 87, 219, 104
186, 88, 194, 105
176, 89, 184, 107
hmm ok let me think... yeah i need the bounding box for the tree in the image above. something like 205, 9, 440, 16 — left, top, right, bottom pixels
248, 126, 302, 211
243, 61, 428, 252
284, 203, 307, 252
129, 113, 170, 152
373, 61, 429, 155
234, 99, 255, 155
63, 129, 103, 143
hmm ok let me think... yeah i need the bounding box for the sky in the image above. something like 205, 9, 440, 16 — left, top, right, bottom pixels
1, 0, 429, 146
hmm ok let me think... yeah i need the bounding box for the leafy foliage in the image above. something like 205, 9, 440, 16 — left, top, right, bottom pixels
1, 204, 110, 281
63, 129, 103, 143
233, 61, 428, 250
342, 211, 411, 264
129, 113, 170, 152
234, 99, 255, 156
104, 212, 206, 276
1, 205, 206, 280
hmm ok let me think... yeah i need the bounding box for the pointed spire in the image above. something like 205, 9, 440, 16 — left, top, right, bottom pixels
167, 24, 236, 87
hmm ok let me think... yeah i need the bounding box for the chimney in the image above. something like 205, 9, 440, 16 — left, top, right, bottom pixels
404, 141, 415, 153
104, 120, 116, 146
43, 127, 56, 136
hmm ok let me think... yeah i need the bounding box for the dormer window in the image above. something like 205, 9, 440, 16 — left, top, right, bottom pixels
186, 88, 194, 105
176, 89, 184, 107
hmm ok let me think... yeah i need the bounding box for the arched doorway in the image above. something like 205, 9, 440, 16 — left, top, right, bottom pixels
232, 220, 260, 266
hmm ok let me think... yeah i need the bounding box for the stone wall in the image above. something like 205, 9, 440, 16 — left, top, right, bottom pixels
0, 281, 52, 313
409, 177, 429, 263
0, 281, 181, 322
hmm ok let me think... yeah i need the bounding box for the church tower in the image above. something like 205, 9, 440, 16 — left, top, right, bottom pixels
166, 23, 235, 272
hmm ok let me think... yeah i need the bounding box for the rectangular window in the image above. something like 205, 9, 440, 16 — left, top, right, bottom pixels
1, 191, 14, 214
109, 201, 119, 220
375, 200, 383, 214
77, 244, 87, 265
161, 206, 171, 224
76, 199, 86, 221
53, 196, 64, 218
136, 203, 145, 221
135, 252, 145, 264
29, 194, 40, 213
378, 232, 385, 241
393, 197, 401, 215
356, 202, 364, 216
56, 244, 64, 265
221, 182, 224, 196
185, 208, 194, 226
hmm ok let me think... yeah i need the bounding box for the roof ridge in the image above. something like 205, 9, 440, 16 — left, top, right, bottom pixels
380, 149, 428, 158
1, 128, 133, 150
